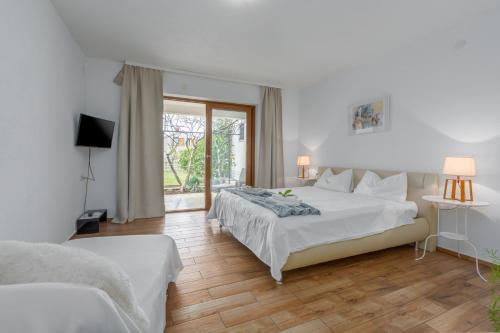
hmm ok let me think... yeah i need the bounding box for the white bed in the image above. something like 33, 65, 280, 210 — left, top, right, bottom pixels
0, 235, 183, 333
208, 185, 419, 281
64, 235, 183, 333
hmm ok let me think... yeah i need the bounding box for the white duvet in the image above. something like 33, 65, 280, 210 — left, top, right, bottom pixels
64, 235, 183, 333
0, 240, 149, 332
208, 186, 417, 281
0, 235, 183, 333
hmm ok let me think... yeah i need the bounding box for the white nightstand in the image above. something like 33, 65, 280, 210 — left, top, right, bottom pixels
285, 177, 316, 188
417, 195, 490, 281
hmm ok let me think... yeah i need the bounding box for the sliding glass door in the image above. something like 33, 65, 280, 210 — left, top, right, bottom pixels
163, 98, 254, 212
209, 106, 253, 206
163, 100, 207, 211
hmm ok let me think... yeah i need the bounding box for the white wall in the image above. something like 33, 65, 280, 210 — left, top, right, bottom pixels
298, 9, 500, 261
83, 58, 300, 216
83, 58, 122, 218
0, 0, 86, 242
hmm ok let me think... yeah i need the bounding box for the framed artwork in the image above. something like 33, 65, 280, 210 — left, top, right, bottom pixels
348, 96, 390, 135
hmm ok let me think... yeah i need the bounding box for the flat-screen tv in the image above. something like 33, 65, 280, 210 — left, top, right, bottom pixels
76, 114, 115, 148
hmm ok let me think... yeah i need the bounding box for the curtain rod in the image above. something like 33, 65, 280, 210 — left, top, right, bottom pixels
124, 60, 282, 89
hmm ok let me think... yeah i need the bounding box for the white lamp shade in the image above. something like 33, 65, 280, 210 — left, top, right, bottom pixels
442, 156, 476, 176
297, 155, 310, 166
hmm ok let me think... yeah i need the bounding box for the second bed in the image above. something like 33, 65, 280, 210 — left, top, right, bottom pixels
208, 167, 438, 282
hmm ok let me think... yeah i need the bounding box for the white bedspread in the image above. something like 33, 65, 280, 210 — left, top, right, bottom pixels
0, 240, 150, 331
0, 283, 142, 333
0, 235, 183, 333
208, 186, 417, 281
65, 235, 183, 333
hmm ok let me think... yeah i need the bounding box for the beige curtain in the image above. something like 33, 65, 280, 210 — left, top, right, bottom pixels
257, 87, 285, 188
113, 65, 165, 223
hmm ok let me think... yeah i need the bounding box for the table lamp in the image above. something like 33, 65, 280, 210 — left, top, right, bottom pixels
442, 156, 476, 202
297, 155, 310, 179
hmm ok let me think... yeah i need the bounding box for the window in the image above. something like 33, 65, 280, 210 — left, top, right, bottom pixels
239, 122, 245, 141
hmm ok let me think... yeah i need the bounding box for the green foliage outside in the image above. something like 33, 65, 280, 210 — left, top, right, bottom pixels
211, 119, 235, 185
185, 175, 202, 192
177, 119, 236, 191
164, 112, 241, 193
164, 169, 187, 187
179, 138, 206, 179
488, 249, 500, 331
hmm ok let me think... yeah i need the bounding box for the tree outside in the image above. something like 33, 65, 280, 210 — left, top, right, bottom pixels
163, 112, 244, 194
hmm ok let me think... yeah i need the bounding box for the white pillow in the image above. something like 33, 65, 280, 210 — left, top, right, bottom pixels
314, 168, 353, 193
354, 170, 408, 202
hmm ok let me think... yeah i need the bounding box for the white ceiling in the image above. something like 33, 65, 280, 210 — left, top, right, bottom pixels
51, 0, 498, 88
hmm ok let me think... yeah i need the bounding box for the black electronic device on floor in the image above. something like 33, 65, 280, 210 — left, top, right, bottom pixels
76, 209, 107, 234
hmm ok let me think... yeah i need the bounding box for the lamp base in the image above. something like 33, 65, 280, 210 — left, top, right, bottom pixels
443, 177, 474, 202
297, 166, 308, 179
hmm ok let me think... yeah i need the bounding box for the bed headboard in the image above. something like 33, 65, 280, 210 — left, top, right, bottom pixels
317, 167, 439, 250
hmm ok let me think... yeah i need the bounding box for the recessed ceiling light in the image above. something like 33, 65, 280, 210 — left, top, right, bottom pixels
454, 40, 467, 50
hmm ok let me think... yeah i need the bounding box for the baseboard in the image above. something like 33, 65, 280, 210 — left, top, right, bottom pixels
165, 208, 207, 214
437, 246, 491, 268
66, 230, 77, 242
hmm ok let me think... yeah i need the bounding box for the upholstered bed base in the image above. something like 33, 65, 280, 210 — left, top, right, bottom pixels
282, 217, 429, 271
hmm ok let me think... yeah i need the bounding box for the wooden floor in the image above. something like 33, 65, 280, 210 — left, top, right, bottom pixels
77, 211, 494, 332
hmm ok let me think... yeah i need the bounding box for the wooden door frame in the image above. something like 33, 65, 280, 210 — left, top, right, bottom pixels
163, 96, 255, 212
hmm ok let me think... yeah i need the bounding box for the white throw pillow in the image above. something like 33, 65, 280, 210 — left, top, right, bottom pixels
314, 168, 353, 193
0, 241, 149, 332
354, 170, 408, 202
